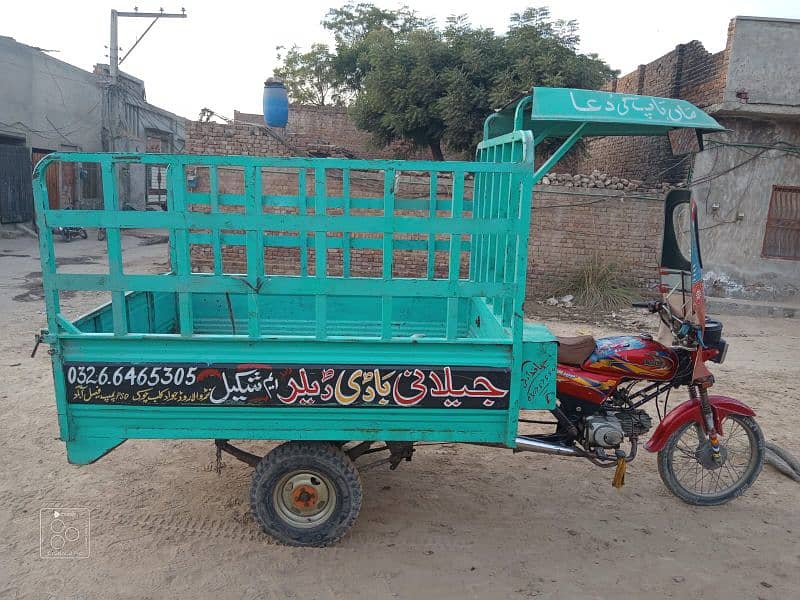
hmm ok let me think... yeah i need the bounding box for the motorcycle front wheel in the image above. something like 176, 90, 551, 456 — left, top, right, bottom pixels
657, 414, 764, 506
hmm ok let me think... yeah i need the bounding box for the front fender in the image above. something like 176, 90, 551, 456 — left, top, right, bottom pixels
644, 395, 756, 453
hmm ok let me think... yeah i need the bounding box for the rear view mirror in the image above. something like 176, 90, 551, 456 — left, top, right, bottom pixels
661, 190, 692, 272
672, 203, 692, 265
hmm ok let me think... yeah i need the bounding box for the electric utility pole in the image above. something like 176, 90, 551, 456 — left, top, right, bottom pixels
109, 7, 187, 81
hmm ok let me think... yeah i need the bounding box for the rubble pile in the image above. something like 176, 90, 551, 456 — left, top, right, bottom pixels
539, 170, 685, 194
544, 294, 575, 308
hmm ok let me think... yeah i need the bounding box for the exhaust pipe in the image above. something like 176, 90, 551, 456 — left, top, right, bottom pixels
514, 436, 582, 456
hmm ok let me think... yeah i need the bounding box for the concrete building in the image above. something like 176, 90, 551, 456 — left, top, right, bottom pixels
692, 17, 800, 300
0, 35, 185, 222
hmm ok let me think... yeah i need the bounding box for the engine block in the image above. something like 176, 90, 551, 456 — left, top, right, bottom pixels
616, 409, 653, 438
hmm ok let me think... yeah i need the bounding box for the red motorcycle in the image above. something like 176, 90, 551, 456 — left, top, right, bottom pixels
541, 192, 765, 505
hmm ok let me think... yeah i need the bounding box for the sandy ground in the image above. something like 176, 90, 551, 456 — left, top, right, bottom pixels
0, 231, 798, 600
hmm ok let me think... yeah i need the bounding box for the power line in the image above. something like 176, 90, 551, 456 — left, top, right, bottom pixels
534, 197, 613, 209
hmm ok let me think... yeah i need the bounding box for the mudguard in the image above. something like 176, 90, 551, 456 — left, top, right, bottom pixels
644, 395, 756, 452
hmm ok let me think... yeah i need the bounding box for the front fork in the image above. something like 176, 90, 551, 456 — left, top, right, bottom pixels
691, 384, 723, 463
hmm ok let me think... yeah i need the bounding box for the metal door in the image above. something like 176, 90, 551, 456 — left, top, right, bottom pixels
0, 144, 33, 223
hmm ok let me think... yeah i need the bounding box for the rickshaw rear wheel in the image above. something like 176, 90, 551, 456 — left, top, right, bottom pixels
250, 441, 362, 547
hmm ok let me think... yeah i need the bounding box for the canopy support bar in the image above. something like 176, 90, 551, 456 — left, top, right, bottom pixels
531, 123, 587, 185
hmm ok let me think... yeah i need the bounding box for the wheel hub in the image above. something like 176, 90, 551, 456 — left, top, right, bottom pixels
274, 471, 336, 528
291, 484, 319, 509
695, 442, 728, 470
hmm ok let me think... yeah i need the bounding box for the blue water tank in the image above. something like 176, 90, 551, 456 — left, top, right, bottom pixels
263, 79, 289, 128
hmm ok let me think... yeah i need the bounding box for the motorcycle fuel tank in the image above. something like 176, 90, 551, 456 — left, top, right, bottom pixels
556, 364, 621, 404
582, 336, 678, 381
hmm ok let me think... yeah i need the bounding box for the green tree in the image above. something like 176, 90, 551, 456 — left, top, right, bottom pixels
351, 27, 452, 160
274, 43, 346, 107
289, 5, 617, 159
490, 7, 613, 106
323, 3, 432, 91
436, 15, 506, 153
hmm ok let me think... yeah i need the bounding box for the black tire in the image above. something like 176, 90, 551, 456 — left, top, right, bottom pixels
97, 229, 107, 241
79, 228, 88, 239
658, 415, 764, 506
250, 441, 362, 547
766, 441, 800, 475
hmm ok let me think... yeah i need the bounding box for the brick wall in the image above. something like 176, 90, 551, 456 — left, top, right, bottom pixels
571, 23, 733, 184
233, 105, 442, 160
188, 183, 663, 297
182, 158, 662, 298
185, 156, 474, 280
186, 113, 664, 298
185, 121, 294, 157
528, 189, 662, 293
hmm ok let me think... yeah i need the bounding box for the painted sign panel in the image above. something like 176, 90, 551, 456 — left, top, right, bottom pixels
64, 363, 510, 409
531, 87, 724, 130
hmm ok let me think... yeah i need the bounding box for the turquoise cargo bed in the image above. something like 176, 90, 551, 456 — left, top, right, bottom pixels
36, 144, 556, 466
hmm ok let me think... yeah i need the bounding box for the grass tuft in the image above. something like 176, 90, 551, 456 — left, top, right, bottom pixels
558, 252, 637, 311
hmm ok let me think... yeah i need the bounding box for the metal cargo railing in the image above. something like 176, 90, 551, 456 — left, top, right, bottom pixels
34, 153, 535, 343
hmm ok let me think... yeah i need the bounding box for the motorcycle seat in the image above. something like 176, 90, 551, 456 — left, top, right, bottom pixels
556, 335, 597, 366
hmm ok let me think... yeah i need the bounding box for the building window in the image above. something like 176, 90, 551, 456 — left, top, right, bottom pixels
762, 185, 800, 260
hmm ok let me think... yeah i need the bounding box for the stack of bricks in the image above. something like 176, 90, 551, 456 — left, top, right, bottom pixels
539, 171, 682, 194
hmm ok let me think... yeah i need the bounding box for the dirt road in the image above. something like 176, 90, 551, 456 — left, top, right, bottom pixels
1, 233, 798, 599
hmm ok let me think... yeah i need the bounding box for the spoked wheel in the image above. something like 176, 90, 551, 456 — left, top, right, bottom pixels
250, 441, 362, 546
658, 415, 765, 506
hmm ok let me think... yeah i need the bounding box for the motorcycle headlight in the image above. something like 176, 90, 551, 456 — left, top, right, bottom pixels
710, 338, 728, 364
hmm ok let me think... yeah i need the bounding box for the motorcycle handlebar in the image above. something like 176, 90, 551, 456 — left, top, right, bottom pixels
634, 300, 700, 343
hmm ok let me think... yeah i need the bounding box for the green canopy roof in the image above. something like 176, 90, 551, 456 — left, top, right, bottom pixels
484, 87, 725, 140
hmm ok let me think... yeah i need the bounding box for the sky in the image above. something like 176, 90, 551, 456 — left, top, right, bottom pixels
3, 0, 799, 120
